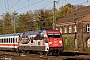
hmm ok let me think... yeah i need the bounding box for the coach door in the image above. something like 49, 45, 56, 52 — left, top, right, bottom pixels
13, 36, 19, 49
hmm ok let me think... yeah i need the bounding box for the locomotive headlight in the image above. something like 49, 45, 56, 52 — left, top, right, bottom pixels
49, 42, 52, 44
59, 41, 62, 43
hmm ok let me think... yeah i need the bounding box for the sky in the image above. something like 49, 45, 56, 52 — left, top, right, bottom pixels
0, 0, 90, 15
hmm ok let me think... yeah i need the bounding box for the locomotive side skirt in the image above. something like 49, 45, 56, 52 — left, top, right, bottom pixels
19, 46, 46, 51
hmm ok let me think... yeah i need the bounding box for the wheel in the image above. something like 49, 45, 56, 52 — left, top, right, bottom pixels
22, 50, 26, 53
15, 48, 19, 53
43, 52, 48, 56
26, 51, 30, 54
39, 51, 43, 55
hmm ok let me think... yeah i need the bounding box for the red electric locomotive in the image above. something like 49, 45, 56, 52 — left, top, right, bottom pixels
41, 30, 64, 55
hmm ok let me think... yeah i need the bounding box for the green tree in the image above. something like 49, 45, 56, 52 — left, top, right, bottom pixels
33, 10, 43, 30
17, 14, 27, 32
37, 9, 53, 30
0, 20, 3, 34
56, 3, 75, 21
38, 9, 46, 29
4, 12, 13, 34
17, 11, 33, 32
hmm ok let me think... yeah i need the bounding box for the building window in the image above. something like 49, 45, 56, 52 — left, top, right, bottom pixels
60, 27, 62, 33
74, 25, 77, 32
64, 26, 67, 33
86, 24, 90, 32
69, 25, 72, 33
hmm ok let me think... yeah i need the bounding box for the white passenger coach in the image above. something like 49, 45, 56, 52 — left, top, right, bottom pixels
0, 33, 22, 51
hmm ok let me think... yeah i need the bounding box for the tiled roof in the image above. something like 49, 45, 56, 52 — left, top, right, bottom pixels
57, 6, 90, 24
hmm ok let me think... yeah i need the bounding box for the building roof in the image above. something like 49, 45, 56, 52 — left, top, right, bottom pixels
57, 6, 90, 24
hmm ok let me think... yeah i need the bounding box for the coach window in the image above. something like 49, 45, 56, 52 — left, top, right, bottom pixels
4, 39, 6, 43
13, 38, 14, 43
9, 38, 10, 43
2, 39, 3, 43
0, 39, 1, 43
11, 38, 12, 43
7, 38, 8, 43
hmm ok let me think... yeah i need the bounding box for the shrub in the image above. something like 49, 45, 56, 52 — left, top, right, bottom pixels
63, 36, 75, 50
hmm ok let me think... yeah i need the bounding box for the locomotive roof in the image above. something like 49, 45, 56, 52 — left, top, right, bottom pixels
23, 30, 60, 35
0, 33, 22, 37
23, 30, 42, 35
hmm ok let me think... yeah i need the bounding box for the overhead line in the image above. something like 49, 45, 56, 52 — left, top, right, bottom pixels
16, 0, 44, 11
76, 0, 90, 5
10, 0, 21, 9
4, 0, 7, 12
56, 0, 90, 9
7, 0, 10, 12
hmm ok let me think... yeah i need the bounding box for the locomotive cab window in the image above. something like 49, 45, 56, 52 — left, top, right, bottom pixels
48, 34, 61, 38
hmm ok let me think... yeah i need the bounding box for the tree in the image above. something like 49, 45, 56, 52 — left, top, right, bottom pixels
33, 10, 42, 30
0, 4, 80, 34
37, 9, 53, 30
3, 12, 13, 34
56, 3, 75, 21
17, 11, 34, 32
0, 20, 3, 34
17, 14, 27, 32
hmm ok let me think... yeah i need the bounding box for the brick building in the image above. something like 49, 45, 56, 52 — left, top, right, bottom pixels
56, 6, 90, 49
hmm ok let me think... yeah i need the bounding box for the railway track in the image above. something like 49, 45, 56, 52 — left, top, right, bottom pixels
0, 50, 90, 60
